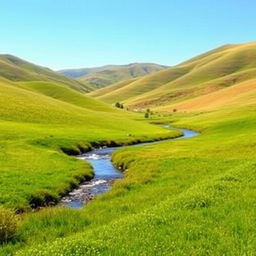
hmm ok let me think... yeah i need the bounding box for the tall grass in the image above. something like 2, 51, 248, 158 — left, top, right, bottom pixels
0, 207, 17, 244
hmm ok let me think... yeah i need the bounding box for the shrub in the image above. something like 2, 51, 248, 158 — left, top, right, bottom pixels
0, 207, 17, 243
115, 102, 124, 109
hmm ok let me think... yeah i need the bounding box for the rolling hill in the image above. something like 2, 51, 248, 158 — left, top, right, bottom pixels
0, 54, 91, 92
90, 42, 256, 111
1, 47, 256, 256
0, 55, 177, 211
58, 63, 167, 90
13, 72, 256, 256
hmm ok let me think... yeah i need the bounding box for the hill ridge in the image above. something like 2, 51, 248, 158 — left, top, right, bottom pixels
89, 42, 256, 111
59, 63, 168, 89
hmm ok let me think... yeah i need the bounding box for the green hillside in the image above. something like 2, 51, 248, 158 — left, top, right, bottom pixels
89, 78, 138, 98
0, 54, 90, 92
91, 42, 256, 110
59, 65, 121, 78
59, 63, 167, 90
0, 47, 256, 256
0, 56, 178, 212
19, 81, 115, 112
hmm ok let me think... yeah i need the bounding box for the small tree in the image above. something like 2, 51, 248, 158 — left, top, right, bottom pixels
115, 102, 124, 109
115, 102, 121, 108
173, 108, 177, 113
145, 108, 153, 118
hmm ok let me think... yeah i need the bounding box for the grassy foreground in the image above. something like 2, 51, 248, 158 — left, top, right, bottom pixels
0, 114, 176, 211
1, 104, 254, 255
0, 74, 179, 212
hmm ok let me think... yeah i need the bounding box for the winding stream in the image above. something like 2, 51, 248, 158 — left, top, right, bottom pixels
60, 125, 199, 208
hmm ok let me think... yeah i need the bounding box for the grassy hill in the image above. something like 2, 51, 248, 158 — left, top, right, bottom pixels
0, 54, 90, 92
158, 77, 256, 112
0, 48, 256, 256
59, 65, 121, 78
0, 56, 178, 212
59, 63, 167, 90
90, 42, 256, 110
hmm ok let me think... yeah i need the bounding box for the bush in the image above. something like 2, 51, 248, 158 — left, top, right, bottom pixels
0, 207, 18, 243
115, 102, 124, 109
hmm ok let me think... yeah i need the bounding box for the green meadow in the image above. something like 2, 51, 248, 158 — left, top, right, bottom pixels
0, 57, 178, 211
0, 104, 255, 255
0, 46, 256, 256
0, 102, 176, 210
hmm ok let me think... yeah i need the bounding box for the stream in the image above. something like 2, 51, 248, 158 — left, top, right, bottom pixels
60, 125, 199, 208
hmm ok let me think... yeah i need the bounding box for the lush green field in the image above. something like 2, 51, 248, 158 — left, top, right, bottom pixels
0, 103, 255, 255
1, 50, 255, 256
0, 63, 179, 212
0, 118, 176, 210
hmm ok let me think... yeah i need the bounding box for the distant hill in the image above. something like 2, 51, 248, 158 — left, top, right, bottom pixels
89, 42, 256, 111
0, 54, 90, 92
58, 63, 167, 90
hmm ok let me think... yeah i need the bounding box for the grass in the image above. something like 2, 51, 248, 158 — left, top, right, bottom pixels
0, 50, 255, 256
88, 77, 137, 98
18, 81, 116, 112
0, 54, 90, 92
0, 118, 177, 211
59, 63, 167, 90
0, 103, 254, 255
158, 77, 256, 112
90, 42, 256, 110
0, 72, 179, 212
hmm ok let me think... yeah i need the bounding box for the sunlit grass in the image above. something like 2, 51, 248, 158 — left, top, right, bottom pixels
5, 105, 255, 256
0, 78, 178, 211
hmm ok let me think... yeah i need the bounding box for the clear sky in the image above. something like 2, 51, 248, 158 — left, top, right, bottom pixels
1, 0, 255, 70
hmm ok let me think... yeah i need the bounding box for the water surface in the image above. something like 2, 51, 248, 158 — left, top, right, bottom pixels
60, 126, 199, 208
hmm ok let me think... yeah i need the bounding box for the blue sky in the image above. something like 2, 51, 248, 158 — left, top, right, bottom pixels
1, 0, 255, 69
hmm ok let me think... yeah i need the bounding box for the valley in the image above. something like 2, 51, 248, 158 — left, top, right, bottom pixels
0, 42, 255, 256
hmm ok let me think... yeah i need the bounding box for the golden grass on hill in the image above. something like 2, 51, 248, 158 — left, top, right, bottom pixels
90, 42, 256, 110
158, 78, 256, 112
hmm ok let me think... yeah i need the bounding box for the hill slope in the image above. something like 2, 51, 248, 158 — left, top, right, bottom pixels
1, 52, 256, 256
90, 42, 256, 110
0, 55, 177, 211
15, 93, 256, 256
59, 63, 167, 90
0, 54, 90, 92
